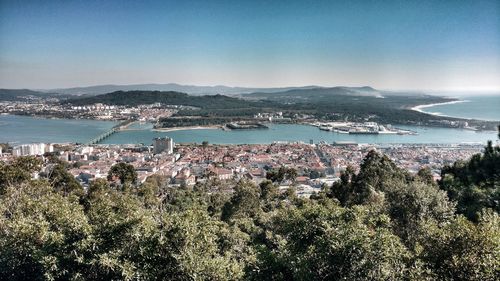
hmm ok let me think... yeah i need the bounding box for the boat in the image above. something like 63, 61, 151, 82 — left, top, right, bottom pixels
319, 126, 333, 131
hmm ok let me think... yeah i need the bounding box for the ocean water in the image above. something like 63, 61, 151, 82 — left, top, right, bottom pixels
420, 95, 500, 121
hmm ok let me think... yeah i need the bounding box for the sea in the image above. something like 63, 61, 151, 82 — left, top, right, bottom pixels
1, 95, 498, 145
419, 95, 500, 121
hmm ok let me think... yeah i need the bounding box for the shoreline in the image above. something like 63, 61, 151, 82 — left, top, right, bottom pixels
411, 100, 468, 115
410, 100, 499, 122
153, 125, 221, 132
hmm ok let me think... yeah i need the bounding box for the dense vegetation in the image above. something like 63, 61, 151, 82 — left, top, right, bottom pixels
63, 91, 274, 110
1, 136, 499, 280
439, 132, 500, 221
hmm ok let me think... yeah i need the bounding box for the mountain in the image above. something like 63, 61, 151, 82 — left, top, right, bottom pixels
242, 86, 384, 101
0, 89, 64, 101
48, 83, 320, 96
62, 90, 271, 109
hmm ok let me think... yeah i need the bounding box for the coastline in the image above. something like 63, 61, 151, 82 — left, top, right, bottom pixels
411, 100, 468, 115
152, 125, 221, 132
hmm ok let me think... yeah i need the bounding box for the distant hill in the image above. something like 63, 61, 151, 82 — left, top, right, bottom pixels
243, 86, 383, 100
62, 90, 272, 109
0, 89, 64, 101
48, 83, 320, 96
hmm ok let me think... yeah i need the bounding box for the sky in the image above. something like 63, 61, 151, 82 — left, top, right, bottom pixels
0, 0, 499, 91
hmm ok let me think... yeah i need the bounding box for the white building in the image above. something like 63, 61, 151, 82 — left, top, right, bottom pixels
153, 137, 174, 154
77, 146, 94, 154
13, 143, 53, 156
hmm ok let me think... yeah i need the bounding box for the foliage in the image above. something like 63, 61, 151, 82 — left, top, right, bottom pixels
439, 140, 500, 221
417, 210, 500, 280
63, 90, 275, 112
265, 166, 297, 183
0, 156, 42, 193
252, 201, 412, 281
0, 180, 91, 280
107, 162, 138, 187
1, 143, 499, 280
328, 150, 410, 207
47, 163, 84, 197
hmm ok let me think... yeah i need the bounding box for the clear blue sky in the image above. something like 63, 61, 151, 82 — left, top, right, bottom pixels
1, 0, 499, 90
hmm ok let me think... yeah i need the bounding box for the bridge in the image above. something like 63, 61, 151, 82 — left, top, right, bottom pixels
85, 127, 118, 145
84, 120, 133, 145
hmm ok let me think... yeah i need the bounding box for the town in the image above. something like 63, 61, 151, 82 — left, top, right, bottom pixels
0, 138, 484, 198
0, 99, 183, 122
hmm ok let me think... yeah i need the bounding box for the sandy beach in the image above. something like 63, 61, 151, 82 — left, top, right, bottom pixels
153, 125, 221, 132
411, 100, 467, 114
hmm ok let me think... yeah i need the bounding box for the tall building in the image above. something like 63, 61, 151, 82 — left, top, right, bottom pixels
12, 143, 53, 156
153, 137, 174, 154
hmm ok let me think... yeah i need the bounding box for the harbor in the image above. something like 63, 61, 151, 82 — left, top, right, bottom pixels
314, 121, 417, 135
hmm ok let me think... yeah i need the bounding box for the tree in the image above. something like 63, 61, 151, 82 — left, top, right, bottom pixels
329, 165, 356, 206
329, 151, 409, 207
0, 180, 91, 280
417, 210, 500, 280
221, 180, 261, 221
353, 150, 409, 194
308, 170, 324, 179
439, 139, 500, 221
386, 181, 456, 245
0, 156, 42, 193
47, 163, 84, 197
0, 143, 10, 152
259, 180, 280, 212
251, 201, 412, 280
107, 162, 138, 187
266, 166, 297, 183
417, 167, 435, 185
259, 180, 278, 201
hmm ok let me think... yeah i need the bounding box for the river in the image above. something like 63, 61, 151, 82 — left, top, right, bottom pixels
1, 114, 497, 145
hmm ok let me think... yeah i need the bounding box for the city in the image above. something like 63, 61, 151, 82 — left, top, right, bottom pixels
0, 138, 485, 198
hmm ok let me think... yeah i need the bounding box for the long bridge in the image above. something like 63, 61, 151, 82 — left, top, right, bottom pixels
85, 127, 118, 145
84, 120, 133, 145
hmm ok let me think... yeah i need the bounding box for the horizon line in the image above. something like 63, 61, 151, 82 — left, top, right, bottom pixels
1, 82, 500, 93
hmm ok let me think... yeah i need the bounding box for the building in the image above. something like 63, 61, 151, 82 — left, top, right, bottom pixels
12, 143, 53, 156
215, 168, 233, 180
153, 137, 174, 154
